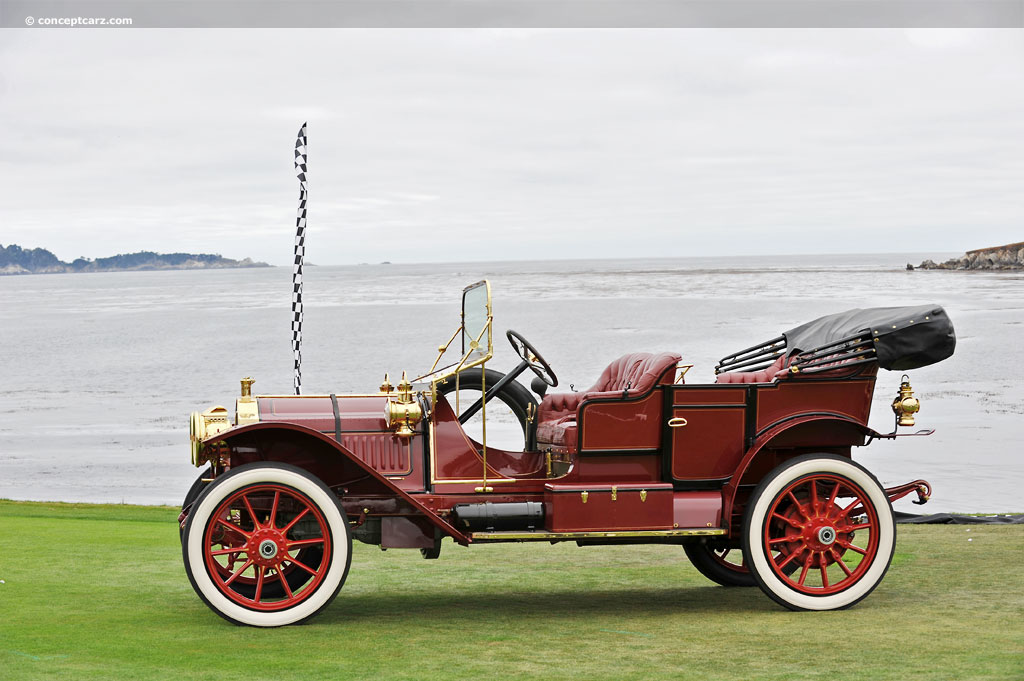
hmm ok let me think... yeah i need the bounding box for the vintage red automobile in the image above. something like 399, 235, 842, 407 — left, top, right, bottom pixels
181, 280, 956, 626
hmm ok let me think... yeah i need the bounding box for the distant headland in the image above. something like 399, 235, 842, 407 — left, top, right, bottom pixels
911, 241, 1024, 271
0, 244, 271, 276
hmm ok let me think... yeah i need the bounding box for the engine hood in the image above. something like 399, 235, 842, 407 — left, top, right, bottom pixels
256, 395, 392, 432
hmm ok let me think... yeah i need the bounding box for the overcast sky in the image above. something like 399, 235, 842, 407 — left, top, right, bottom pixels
0, 29, 1021, 265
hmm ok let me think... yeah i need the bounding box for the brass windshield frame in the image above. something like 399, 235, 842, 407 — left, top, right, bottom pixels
414, 280, 493, 385
416, 280, 501, 492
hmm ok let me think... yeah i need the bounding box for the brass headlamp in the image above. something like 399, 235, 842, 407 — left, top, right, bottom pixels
189, 405, 232, 466
384, 371, 423, 437
891, 375, 920, 427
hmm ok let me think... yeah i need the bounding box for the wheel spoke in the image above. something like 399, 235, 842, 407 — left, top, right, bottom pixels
788, 491, 809, 518
772, 512, 802, 528
775, 549, 801, 570
797, 558, 812, 586
839, 497, 863, 519
810, 479, 820, 515
211, 546, 248, 557
269, 491, 281, 529
768, 535, 799, 545
845, 522, 871, 532
242, 494, 260, 530
287, 538, 325, 549
285, 557, 318, 576
216, 517, 251, 538
819, 560, 830, 587
281, 507, 310, 534
254, 566, 265, 602
825, 481, 841, 517
831, 549, 853, 577
276, 563, 294, 599
223, 559, 254, 586
837, 539, 868, 555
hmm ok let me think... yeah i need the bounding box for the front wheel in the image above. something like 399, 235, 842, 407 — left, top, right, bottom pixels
182, 462, 352, 627
742, 454, 895, 611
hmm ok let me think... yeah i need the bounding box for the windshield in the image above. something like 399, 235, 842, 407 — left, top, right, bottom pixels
462, 281, 490, 361
414, 280, 492, 383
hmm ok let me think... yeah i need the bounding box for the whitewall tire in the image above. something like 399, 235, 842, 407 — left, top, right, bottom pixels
182, 462, 351, 627
742, 454, 895, 611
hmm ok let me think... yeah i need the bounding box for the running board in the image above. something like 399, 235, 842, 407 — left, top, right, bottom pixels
469, 528, 726, 543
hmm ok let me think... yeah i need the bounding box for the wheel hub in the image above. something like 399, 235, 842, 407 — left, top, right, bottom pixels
248, 528, 286, 567
800, 521, 840, 552
817, 526, 837, 545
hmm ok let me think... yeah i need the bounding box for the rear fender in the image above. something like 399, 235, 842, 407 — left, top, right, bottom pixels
202, 422, 470, 545
722, 415, 875, 533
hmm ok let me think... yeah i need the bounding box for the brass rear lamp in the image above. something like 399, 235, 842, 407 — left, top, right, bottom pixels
891, 375, 920, 427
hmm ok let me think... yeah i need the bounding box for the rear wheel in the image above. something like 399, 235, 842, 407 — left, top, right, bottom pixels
182, 462, 351, 627
684, 540, 756, 587
742, 454, 895, 611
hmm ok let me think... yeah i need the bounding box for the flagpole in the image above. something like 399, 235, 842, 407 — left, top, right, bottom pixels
292, 123, 307, 395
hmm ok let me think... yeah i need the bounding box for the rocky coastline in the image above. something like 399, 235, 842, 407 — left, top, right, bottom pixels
0, 244, 270, 276
911, 241, 1024, 271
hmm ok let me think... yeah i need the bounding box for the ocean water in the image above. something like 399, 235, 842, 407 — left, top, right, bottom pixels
0, 253, 1020, 513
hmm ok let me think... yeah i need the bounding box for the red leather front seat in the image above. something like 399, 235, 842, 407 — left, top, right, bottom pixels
536, 352, 682, 447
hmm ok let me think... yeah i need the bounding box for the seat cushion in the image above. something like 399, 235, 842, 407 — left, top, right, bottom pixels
535, 415, 578, 447
537, 351, 681, 447
716, 355, 790, 384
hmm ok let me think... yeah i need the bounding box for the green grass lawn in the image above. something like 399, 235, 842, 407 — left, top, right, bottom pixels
0, 500, 1021, 681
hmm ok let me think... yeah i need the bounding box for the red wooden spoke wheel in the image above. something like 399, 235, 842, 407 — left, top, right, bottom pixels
743, 454, 895, 611
763, 474, 878, 595
179, 467, 324, 597
183, 463, 351, 627
204, 485, 330, 606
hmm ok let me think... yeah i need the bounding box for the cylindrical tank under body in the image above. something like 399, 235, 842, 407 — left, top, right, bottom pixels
452, 501, 544, 531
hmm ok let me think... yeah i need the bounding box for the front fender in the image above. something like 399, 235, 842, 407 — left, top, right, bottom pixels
202, 422, 471, 545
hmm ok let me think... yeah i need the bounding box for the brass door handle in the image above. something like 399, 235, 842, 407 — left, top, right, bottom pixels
668, 417, 688, 428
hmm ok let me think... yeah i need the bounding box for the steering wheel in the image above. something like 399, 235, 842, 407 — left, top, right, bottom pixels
506, 329, 558, 387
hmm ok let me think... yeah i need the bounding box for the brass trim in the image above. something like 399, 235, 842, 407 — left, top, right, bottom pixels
581, 490, 589, 504
432, 479, 517, 485
891, 375, 920, 427
640, 489, 647, 502
675, 364, 694, 383
236, 376, 259, 426
235, 398, 259, 427
470, 528, 727, 542
189, 406, 232, 467
255, 393, 393, 398
415, 280, 494, 385
384, 371, 423, 437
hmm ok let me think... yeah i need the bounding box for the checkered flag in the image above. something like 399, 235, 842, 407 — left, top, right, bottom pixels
292, 123, 307, 395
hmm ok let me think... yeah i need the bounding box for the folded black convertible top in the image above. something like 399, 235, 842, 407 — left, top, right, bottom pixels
784, 304, 957, 371
717, 304, 956, 375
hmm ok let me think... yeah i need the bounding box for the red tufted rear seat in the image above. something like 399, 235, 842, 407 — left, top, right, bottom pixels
715, 355, 791, 384
536, 352, 682, 448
